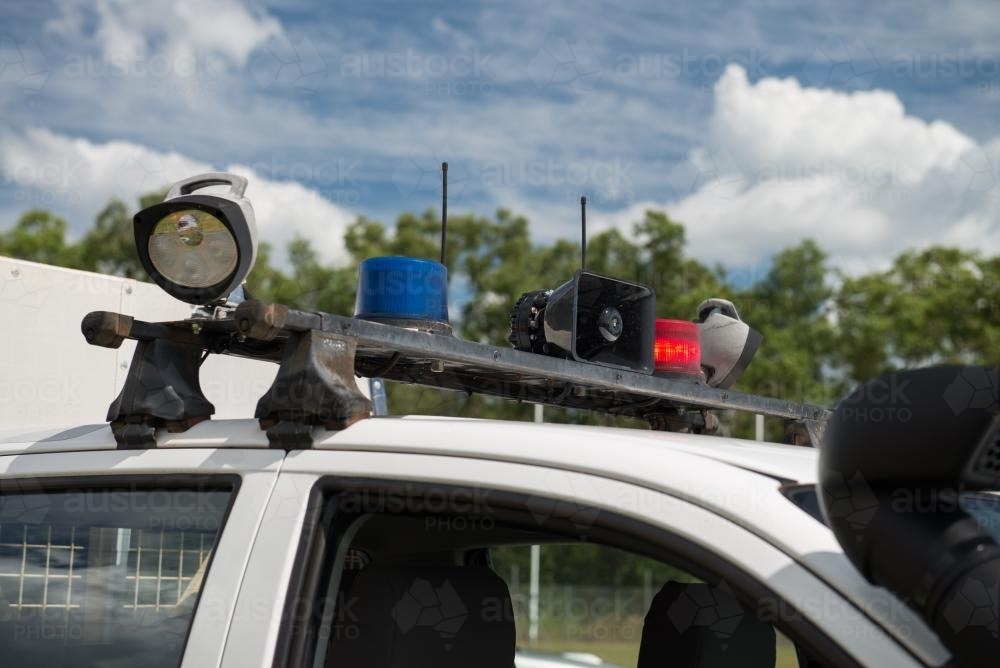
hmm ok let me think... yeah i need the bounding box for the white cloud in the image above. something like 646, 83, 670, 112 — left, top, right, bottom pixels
0, 127, 354, 265
634, 65, 1000, 268
46, 0, 282, 70
7, 4, 1000, 276
711, 66, 975, 184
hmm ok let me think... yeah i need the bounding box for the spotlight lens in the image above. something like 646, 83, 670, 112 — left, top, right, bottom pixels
148, 209, 237, 289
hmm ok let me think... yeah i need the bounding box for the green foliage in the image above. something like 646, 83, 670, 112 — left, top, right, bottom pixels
834, 247, 1000, 379
2, 191, 997, 436
492, 543, 696, 588
0, 189, 168, 278
0, 210, 77, 266
76, 199, 144, 277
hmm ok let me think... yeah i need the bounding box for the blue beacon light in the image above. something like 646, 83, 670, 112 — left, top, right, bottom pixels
354, 256, 451, 334
355, 163, 452, 334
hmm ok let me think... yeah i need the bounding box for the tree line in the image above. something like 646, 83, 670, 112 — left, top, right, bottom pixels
2, 192, 997, 438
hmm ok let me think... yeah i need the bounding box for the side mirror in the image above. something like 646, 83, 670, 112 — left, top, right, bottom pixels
820, 366, 1000, 666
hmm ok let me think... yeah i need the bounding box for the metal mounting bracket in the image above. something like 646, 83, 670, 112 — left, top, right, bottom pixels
107, 338, 215, 449
83, 299, 832, 447
256, 329, 372, 449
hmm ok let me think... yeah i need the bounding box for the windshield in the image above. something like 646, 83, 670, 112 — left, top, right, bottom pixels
783, 485, 1000, 542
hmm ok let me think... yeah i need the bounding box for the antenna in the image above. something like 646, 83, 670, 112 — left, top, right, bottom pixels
440, 162, 448, 265
580, 195, 587, 270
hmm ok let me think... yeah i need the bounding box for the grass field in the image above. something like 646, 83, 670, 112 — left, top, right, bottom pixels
525, 634, 800, 667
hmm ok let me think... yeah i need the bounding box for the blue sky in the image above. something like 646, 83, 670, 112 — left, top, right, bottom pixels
1, 0, 998, 272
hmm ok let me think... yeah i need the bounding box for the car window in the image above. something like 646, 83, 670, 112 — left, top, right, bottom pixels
269, 472, 850, 668
0, 482, 233, 667
286, 499, 814, 668
960, 492, 1000, 539
784, 485, 1000, 542
493, 543, 801, 668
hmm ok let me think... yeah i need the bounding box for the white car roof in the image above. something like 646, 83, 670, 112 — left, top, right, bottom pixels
0, 416, 817, 483
0, 416, 950, 664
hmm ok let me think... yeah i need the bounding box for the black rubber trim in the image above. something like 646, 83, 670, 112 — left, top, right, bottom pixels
272, 484, 333, 667
781, 482, 827, 525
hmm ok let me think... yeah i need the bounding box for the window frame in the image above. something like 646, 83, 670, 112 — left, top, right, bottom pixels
273, 475, 874, 668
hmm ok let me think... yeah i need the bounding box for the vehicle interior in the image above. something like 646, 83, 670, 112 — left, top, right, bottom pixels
279, 484, 836, 668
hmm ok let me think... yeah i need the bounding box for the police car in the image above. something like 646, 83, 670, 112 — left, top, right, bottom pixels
0, 174, 996, 668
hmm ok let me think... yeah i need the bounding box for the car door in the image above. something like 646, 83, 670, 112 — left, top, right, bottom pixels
0, 447, 282, 668
221, 448, 925, 668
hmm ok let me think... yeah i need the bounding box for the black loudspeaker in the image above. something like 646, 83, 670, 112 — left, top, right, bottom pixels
508, 270, 656, 374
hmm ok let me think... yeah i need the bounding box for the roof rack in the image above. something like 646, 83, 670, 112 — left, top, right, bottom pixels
82, 300, 830, 449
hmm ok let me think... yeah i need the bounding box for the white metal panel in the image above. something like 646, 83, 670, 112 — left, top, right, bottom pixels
0, 257, 143, 426
315, 417, 811, 536
0, 420, 273, 456
326, 416, 819, 482
221, 471, 317, 667
396, 414, 820, 481
0, 448, 283, 668
0, 416, 815, 479
0, 257, 278, 428
222, 451, 925, 668
156, 420, 271, 450
0, 423, 114, 454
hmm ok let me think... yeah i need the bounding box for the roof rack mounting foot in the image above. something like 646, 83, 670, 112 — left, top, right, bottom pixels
256, 329, 372, 449
108, 338, 215, 449
111, 418, 157, 450
646, 410, 719, 434
784, 418, 825, 446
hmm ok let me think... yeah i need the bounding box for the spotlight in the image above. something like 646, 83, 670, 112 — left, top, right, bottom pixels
695, 298, 761, 388
133, 172, 258, 305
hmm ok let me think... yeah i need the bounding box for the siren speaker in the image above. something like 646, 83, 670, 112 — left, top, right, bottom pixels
540, 271, 656, 373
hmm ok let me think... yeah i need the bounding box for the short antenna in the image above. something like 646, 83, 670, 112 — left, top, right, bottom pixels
580, 195, 587, 270
440, 162, 448, 265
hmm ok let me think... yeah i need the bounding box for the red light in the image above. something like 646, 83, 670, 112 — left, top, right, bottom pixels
654, 319, 701, 376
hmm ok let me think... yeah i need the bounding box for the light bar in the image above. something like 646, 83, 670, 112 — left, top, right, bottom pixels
653, 319, 701, 376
